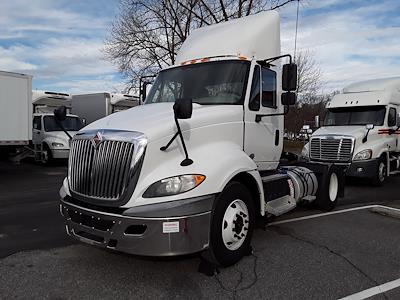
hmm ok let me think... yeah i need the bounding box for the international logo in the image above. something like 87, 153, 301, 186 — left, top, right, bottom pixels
91, 131, 103, 148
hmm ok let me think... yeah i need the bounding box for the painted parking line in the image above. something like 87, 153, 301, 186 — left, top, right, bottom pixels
339, 277, 400, 300
267, 205, 400, 226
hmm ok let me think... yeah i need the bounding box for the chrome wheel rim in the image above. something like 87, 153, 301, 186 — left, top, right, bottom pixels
221, 199, 249, 251
378, 162, 386, 182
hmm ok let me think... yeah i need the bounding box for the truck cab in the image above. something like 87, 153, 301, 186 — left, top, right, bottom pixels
32, 91, 83, 162
59, 11, 343, 267
304, 78, 400, 185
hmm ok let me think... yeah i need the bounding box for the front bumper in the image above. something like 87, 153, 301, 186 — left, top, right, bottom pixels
51, 148, 70, 159
346, 158, 379, 178
60, 194, 215, 256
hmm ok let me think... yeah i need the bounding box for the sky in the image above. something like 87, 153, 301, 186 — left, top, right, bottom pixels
0, 0, 399, 94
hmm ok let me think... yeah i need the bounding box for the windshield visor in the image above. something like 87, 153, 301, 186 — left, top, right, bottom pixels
145, 60, 250, 105
324, 106, 386, 126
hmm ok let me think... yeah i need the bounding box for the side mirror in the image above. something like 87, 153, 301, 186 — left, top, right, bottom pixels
281, 92, 296, 106
173, 98, 193, 119
397, 113, 400, 127
81, 118, 87, 126
282, 63, 297, 91
54, 106, 67, 121
366, 124, 374, 130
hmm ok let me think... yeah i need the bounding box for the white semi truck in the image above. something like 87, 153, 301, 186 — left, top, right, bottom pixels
72, 93, 139, 125
59, 11, 344, 267
303, 78, 400, 186
0, 71, 32, 157
32, 91, 83, 163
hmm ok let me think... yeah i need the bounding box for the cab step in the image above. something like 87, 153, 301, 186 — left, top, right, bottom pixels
264, 195, 296, 216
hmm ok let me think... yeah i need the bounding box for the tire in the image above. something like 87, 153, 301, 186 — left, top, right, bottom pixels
42, 144, 53, 165
209, 182, 255, 267
371, 157, 386, 187
315, 168, 339, 211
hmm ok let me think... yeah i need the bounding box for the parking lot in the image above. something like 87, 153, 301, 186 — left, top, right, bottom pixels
1, 161, 400, 299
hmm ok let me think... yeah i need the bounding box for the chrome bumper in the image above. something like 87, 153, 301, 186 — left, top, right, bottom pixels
51, 149, 70, 159
60, 195, 214, 256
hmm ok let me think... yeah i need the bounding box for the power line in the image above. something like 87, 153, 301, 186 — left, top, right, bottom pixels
294, 0, 300, 61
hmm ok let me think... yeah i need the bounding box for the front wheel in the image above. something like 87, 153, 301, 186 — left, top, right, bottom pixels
209, 182, 255, 267
371, 157, 386, 186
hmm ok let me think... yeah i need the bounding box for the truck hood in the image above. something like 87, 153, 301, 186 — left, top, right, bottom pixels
82, 103, 243, 142
313, 126, 367, 140
45, 131, 78, 140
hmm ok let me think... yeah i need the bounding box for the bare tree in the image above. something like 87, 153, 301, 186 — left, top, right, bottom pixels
105, 0, 300, 90
285, 50, 324, 134
295, 50, 322, 103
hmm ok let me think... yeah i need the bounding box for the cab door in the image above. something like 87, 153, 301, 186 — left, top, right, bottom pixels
244, 64, 283, 170
387, 106, 400, 152
32, 116, 42, 145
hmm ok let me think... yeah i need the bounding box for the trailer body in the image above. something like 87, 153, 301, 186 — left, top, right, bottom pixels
0, 71, 32, 146
72, 93, 139, 125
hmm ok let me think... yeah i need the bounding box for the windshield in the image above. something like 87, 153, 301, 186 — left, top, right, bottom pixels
145, 60, 250, 105
324, 106, 386, 126
44, 116, 83, 132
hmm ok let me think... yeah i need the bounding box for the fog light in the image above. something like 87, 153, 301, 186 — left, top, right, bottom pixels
357, 167, 364, 173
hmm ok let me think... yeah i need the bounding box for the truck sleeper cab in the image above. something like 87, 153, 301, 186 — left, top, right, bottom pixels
305, 78, 400, 186
59, 11, 343, 267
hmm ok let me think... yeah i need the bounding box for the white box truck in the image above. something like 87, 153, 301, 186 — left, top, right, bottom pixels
302, 78, 400, 186
71, 93, 139, 125
32, 91, 83, 163
0, 71, 32, 156
59, 11, 344, 267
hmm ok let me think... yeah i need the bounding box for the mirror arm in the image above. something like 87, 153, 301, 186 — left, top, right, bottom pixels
257, 54, 293, 65
362, 128, 371, 143
55, 119, 73, 140
160, 116, 193, 166
255, 105, 289, 123
388, 126, 400, 135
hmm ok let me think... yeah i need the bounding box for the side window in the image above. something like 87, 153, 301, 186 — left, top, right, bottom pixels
249, 66, 261, 111
33, 117, 41, 130
388, 107, 397, 127
261, 68, 277, 108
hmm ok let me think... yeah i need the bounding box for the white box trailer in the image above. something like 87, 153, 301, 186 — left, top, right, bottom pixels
71, 93, 139, 125
0, 71, 32, 147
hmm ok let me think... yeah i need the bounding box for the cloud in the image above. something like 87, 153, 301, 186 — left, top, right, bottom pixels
280, 0, 400, 92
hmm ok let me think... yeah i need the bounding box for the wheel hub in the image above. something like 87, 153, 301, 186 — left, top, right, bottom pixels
222, 199, 249, 251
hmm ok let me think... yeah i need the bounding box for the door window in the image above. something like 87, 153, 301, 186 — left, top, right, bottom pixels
249, 66, 261, 111
388, 107, 397, 127
261, 68, 277, 108
33, 116, 41, 130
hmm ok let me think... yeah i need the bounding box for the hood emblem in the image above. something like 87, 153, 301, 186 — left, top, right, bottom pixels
91, 132, 103, 148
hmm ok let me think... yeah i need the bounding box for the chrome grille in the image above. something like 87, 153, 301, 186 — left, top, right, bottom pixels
68, 139, 135, 200
310, 137, 353, 162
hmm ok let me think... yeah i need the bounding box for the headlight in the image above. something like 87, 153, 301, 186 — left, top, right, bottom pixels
52, 142, 64, 147
301, 143, 309, 158
353, 149, 372, 161
143, 174, 205, 198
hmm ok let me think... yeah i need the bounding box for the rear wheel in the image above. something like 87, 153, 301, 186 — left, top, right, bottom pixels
372, 157, 386, 186
209, 182, 255, 267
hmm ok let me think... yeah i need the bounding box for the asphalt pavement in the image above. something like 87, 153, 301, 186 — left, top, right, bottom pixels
0, 160, 400, 299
